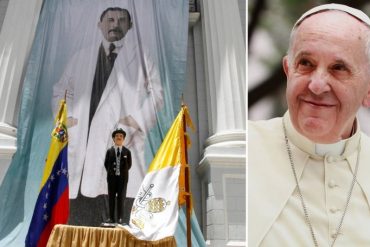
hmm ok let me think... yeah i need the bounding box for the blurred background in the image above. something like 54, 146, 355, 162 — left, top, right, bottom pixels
248, 0, 370, 135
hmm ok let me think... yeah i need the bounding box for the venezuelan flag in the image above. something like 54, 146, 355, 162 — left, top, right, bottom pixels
25, 100, 69, 247
125, 105, 194, 240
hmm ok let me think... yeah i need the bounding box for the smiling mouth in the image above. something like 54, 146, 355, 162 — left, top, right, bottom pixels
302, 99, 335, 107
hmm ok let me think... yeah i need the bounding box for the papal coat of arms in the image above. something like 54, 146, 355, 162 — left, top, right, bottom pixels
130, 183, 171, 230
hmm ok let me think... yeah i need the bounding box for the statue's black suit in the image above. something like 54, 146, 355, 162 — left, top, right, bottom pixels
104, 145, 132, 222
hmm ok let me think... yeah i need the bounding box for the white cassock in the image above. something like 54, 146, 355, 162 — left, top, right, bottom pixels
249, 112, 370, 247
52, 37, 163, 199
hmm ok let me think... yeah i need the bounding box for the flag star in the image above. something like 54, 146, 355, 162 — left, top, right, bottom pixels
43, 203, 47, 209
43, 214, 48, 221
45, 193, 49, 199
57, 170, 61, 176
50, 175, 55, 181
62, 168, 67, 175
48, 183, 51, 189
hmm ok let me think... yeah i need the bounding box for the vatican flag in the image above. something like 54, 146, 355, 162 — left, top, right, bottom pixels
124, 105, 194, 240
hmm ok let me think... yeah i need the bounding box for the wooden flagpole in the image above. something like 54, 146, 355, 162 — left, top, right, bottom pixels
181, 96, 192, 247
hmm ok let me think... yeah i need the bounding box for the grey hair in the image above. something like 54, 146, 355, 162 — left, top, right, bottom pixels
286, 9, 370, 67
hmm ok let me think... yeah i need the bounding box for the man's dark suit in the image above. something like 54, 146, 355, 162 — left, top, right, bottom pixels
104, 146, 132, 222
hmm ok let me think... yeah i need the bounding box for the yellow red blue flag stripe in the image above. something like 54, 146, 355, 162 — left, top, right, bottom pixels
25, 100, 69, 247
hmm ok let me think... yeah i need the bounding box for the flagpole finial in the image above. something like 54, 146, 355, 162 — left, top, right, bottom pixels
181, 94, 185, 108
64, 90, 67, 102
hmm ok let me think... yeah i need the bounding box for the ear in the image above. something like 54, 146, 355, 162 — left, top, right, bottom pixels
362, 83, 370, 107
282, 55, 290, 78
97, 21, 102, 31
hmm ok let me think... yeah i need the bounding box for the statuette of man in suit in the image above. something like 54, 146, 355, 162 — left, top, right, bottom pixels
104, 128, 132, 224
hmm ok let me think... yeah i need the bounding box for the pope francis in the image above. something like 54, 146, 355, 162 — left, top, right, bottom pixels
249, 3, 370, 247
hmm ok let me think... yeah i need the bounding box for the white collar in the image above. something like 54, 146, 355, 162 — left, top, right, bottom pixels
102, 38, 125, 55
283, 112, 360, 158
315, 141, 346, 156
114, 145, 123, 150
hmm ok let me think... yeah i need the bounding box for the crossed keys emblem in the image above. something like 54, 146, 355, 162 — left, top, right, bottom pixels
136, 184, 154, 208
131, 183, 171, 230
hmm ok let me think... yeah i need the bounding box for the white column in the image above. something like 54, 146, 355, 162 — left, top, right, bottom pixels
0, 0, 43, 180
202, 0, 245, 135
197, 0, 246, 246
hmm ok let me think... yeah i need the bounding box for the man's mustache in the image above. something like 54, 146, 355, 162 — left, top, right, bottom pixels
109, 28, 123, 34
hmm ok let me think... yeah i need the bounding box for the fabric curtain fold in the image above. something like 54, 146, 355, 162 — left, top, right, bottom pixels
47, 225, 176, 247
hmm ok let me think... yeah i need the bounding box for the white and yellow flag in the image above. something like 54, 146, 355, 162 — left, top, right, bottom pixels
124, 105, 194, 240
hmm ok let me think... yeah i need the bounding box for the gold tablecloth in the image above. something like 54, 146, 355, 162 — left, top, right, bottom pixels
46, 224, 176, 247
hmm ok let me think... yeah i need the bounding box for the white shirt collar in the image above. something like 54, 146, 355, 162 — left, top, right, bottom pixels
102, 38, 125, 55
114, 145, 123, 150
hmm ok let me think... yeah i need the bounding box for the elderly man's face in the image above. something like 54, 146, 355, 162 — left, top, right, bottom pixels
283, 11, 370, 143
98, 10, 131, 42
114, 133, 125, 146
